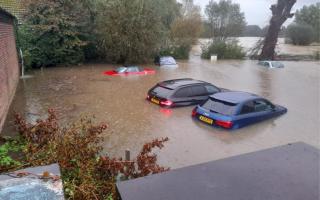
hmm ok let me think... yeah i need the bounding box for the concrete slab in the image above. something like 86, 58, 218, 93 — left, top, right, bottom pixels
0, 164, 64, 200
117, 142, 320, 200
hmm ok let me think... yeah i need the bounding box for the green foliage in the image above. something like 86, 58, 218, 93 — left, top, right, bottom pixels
205, 0, 246, 39
95, 0, 167, 64
19, 0, 92, 67
201, 39, 245, 60
163, 0, 202, 59
159, 45, 191, 59
0, 137, 25, 171
286, 23, 315, 45
295, 3, 320, 42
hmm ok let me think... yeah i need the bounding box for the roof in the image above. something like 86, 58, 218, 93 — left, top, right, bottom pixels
211, 91, 259, 104
160, 56, 176, 65
117, 142, 320, 200
159, 78, 207, 89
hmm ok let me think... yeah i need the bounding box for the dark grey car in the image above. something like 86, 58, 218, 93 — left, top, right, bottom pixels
147, 78, 223, 107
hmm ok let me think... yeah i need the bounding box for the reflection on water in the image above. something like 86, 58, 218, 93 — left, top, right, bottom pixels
2, 48, 320, 169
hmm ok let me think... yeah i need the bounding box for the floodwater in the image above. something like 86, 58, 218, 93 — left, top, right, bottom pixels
2, 43, 320, 169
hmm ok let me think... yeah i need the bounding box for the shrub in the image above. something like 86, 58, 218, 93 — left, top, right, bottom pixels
159, 45, 191, 59
201, 39, 245, 59
286, 23, 315, 45
0, 137, 25, 172
11, 109, 169, 199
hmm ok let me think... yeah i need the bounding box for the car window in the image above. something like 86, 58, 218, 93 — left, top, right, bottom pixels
201, 98, 238, 115
264, 62, 270, 67
174, 87, 192, 98
116, 67, 127, 73
151, 86, 172, 96
240, 101, 255, 114
191, 85, 207, 96
126, 67, 139, 72
205, 85, 220, 94
254, 99, 273, 112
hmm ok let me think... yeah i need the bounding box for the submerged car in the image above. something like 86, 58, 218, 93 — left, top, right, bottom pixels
192, 91, 287, 129
103, 66, 155, 76
147, 78, 222, 107
155, 56, 177, 66
258, 61, 284, 68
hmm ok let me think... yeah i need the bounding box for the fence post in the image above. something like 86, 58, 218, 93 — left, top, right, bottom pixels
125, 149, 130, 161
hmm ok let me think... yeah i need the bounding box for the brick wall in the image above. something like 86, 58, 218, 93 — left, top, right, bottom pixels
0, 10, 19, 133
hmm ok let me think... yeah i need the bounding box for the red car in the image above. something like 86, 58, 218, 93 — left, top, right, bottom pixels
103, 66, 155, 76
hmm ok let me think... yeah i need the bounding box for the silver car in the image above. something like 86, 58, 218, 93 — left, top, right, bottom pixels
258, 61, 284, 68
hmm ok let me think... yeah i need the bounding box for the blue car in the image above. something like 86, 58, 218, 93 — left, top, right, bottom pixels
192, 91, 287, 129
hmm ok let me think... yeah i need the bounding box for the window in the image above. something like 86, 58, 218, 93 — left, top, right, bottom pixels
151, 86, 172, 96
174, 87, 192, 98
254, 100, 273, 112
240, 100, 273, 114
240, 101, 255, 114
205, 85, 220, 94
116, 67, 127, 73
126, 67, 139, 72
201, 98, 237, 115
191, 85, 207, 96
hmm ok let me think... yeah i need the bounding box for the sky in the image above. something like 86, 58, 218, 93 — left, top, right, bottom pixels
193, 0, 319, 27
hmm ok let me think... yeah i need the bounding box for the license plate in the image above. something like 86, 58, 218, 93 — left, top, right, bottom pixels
199, 115, 213, 125
151, 98, 160, 105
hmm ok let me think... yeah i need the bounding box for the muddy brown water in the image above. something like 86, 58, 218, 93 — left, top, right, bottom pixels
2, 53, 320, 169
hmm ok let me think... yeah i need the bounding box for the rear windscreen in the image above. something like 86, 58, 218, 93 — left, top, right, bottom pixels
201, 98, 238, 115
151, 86, 173, 97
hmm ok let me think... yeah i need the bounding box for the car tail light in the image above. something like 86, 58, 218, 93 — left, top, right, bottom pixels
160, 99, 173, 106
216, 120, 233, 129
191, 108, 197, 117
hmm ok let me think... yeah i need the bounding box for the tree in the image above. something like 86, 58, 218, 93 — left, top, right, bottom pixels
286, 23, 315, 45
160, 0, 202, 59
20, 0, 95, 67
170, 0, 202, 45
294, 3, 320, 42
96, 0, 176, 64
205, 0, 246, 40
259, 0, 296, 60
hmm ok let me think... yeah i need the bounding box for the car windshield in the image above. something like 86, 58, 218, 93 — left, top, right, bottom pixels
115, 67, 127, 73
201, 98, 238, 116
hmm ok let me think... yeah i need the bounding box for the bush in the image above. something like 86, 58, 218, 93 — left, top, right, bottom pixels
9, 109, 169, 199
201, 39, 245, 59
159, 45, 191, 59
286, 23, 315, 45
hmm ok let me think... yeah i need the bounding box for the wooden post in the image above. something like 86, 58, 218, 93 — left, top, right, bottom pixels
125, 149, 130, 161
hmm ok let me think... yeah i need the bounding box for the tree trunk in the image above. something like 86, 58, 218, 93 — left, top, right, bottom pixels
259, 0, 296, 60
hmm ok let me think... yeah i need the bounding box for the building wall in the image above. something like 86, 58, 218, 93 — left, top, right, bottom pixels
0, 11, 19, 133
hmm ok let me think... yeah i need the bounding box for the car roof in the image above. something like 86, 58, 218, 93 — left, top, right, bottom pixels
160, 56, 176, 65
258, 61, 284, 66
124, 66, 141, 68
211, 91, 260, 104
159, 78, 208, 89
